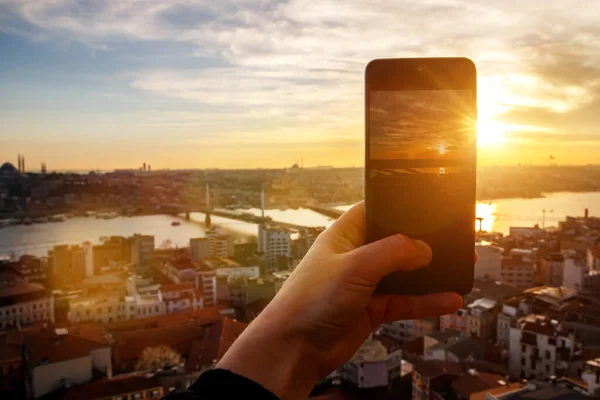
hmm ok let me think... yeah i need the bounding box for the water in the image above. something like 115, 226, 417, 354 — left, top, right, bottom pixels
1, 192, 598, 259
336, 192, 600, 234
0, 215, 206, 259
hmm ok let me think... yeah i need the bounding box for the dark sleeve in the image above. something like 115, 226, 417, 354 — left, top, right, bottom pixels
162, 369, 280, 400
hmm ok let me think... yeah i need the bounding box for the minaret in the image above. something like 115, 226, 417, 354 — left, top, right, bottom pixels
17, 154, 21, 172
204, 183, 211, 228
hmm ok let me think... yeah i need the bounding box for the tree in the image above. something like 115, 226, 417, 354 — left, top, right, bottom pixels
160, 239, 173, 249
135, 345, 183, 372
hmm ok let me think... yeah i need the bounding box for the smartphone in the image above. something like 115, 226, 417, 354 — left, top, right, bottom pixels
365, 57, 477, 295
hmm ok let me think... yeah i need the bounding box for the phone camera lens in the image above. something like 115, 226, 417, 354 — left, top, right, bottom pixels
417, 66, 424, 72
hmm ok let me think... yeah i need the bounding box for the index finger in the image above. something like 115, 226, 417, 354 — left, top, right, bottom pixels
318, 201, 365, 252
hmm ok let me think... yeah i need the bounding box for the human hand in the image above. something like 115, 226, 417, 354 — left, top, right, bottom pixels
217, 201, 465, 399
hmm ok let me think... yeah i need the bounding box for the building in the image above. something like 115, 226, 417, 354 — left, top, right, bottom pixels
381, 317, 438, 343
582, 357, 600, 397
204, 257, 260, 279
131, 234, 155, 267
466, 298, 498, 339
539, 253, 565, 286
412, 360, 463, 400
158, 258, 217, 307
341, 335, 403, 389
17, 327, 112, 398
500, 250, 536, 289
587, 244, 600, 271
562, 256, 588, 292
450, 370, 506, 400
296, 227, 326, 257
475, 242, 504, 280
475, 380, 588, 400
195, 262, 217, 307
258, 224, 292, 269
509, 226, 543, 240
51, 244, 94, 284
440, 308, 469, 333
161, 283, 203, 314
190, 238, 210, 261
63, 374, 164, 400
0, 281, 53, 331
497, 298, 522, 348
227, 276, 277, 308
9, 255, 50, 284
68, 291, 165, 324
425, 335, 489, 363
51, 244, 70, 280
206, 228, 234, 258
508, 314, 581, 380
93, 237, 128, 273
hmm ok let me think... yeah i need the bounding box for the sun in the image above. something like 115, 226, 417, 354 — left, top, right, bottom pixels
476, 115, 505, 147
476, 79, 508, 148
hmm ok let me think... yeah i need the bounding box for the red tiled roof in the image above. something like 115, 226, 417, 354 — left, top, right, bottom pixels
185, 317, 248, 373
114, 323, 205, 363
451, 372, 505, 399
218, 317, 247, 359
170, 260, 197, 271
22, 328, 109, 366
64, 374, 162, 400
105, 307, 223, 332
414, 360, 463, 378
469, 383, 525, 400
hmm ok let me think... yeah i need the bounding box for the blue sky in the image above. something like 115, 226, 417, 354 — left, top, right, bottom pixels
1, 0, 600, 170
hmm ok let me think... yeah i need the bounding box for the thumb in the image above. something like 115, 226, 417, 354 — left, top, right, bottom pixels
344, 234, 432, 285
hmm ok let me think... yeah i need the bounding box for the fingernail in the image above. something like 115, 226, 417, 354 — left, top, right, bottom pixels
412, 239, 432, 261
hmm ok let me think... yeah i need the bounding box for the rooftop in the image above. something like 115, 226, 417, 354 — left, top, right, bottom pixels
203, 257, 242, 269
470, 382, 526, 400
64, 374, 162, 400
451, 371, 505, 399
414, 360, 463, 378
0, 282, 49, 306
18, 327, 109, 367
500, 380, 588, 400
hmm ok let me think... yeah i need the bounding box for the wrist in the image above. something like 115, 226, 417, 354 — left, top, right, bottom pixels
217, 313, 320, 399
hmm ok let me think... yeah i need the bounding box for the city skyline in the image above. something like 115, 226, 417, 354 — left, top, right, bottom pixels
2, 0, 600, 169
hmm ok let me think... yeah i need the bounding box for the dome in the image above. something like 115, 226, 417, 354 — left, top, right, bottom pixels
0, 162, 18, 173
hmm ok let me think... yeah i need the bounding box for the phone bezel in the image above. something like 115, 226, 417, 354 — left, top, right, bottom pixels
364, 57, 478, 295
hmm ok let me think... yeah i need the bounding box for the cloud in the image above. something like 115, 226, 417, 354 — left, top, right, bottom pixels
2, 0, 600, 156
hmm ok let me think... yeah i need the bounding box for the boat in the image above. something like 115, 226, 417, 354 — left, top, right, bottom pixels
33, 217, 49, 224
171, 221, 181, 226
23, 217, 32, 225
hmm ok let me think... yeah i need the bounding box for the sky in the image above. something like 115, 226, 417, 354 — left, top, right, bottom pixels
1, 0, 600, 170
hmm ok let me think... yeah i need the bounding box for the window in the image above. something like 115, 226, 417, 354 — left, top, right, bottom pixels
545, 350, 551, 359
522, 357, 526, 366
522, 344, 526, 353
546, 364, 550, 373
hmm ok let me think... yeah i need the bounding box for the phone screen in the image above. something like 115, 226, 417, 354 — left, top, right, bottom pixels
366, 87, 476, 294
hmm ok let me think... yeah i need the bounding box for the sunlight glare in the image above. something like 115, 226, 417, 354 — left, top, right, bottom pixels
476, 202, 496, 232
